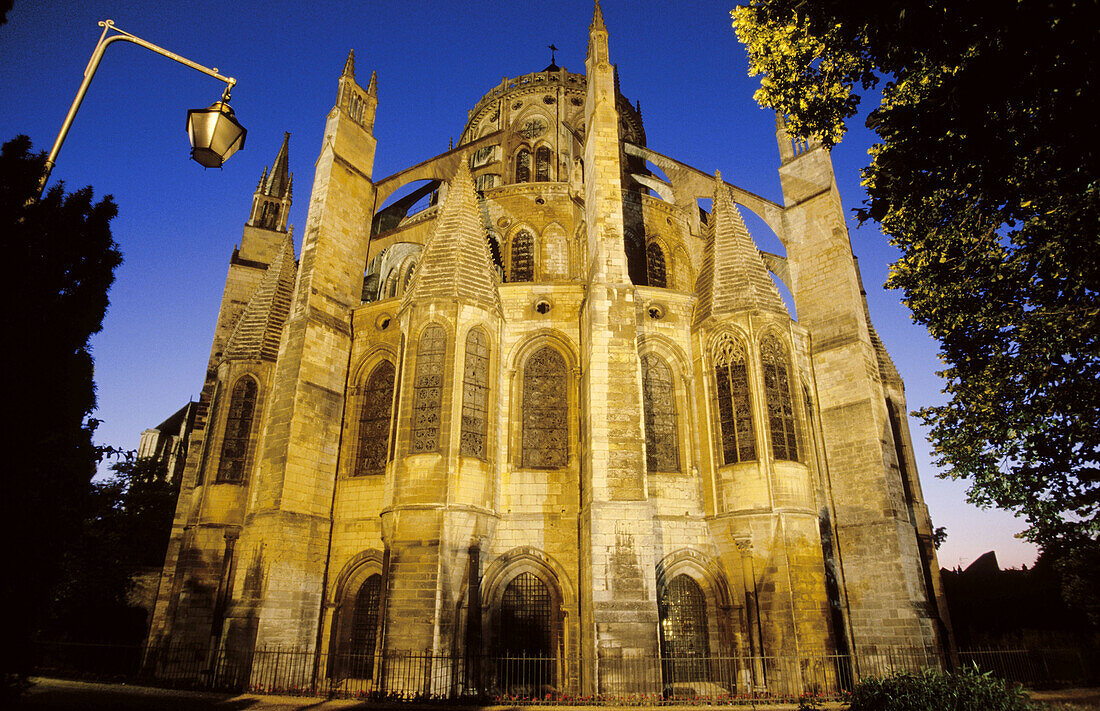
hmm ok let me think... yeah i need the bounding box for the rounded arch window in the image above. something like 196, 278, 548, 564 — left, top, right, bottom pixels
515, 148, 532, 183
522, 347, 568, 469
354, 361, 395, 476
760, 336, 799, 462
217, 376, 258, 483
646, 241, 667, 288
658, 575, 711, 682
509, 230, 535, 283
712, 335, 756, 464
534, 145, 552, 182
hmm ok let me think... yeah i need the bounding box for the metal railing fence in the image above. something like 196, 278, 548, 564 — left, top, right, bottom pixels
30, 642, 1097, 703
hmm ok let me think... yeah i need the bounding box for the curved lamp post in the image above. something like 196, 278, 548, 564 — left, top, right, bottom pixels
37, 19, 247, 197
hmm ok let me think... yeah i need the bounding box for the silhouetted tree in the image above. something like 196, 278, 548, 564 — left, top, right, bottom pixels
0, 135, 121, 696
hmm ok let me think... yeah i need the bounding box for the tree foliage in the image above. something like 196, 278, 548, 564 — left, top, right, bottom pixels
0, 136, 121, 684
41, 456, 179, 644
732, 1, 1099, 548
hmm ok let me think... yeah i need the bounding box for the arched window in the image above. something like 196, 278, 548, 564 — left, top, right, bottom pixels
534, 145, 552, 182
646, 241, 667, 288
412, 325, 446, 453
659, 575, 710, 683
713, 336, 756, 464
355, 361, 395, 476
510, 230, 535, 283
642, 353, 679, 472
522, 347, 567, 469
402, 260, 417, 294
217, 376, 258, 483
515, 148, 532, 183
498, 572, 555, 692
461, 329, 490, 459
761, 337, 798, 461
346, 574, 382, 678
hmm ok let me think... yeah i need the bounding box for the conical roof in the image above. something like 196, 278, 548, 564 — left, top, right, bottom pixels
402, 156, 501, 314
694, 172, 787, 325
264, 132, 292, 198
225, 235, 297, 362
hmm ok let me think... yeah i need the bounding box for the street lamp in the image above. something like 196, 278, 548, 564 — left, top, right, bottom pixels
37, 19, 247, 197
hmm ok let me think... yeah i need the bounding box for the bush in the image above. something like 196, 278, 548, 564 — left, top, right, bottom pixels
847, 667, 1038, 711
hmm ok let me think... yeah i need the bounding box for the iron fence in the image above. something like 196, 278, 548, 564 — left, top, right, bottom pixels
30, 641, 1097, 703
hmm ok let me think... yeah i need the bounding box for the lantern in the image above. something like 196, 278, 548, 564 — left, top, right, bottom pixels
186, 100, 246, 168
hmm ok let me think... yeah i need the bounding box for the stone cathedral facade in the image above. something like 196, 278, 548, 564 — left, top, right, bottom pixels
148, 4, 952, 696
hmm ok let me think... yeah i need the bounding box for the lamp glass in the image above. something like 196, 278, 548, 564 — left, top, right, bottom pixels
187, 101, 246, 168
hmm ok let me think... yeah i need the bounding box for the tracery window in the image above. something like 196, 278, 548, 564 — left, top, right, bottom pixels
646, 241, 667, 288
355, 361, 395, 476
659, 575, 710, 683
522, 347, 567, 469
217, 376, 258, 483
510, 230, 535, 283
389, 337, 405, 461
642, 353, 679, 472
534, 145, 552, 182
515, 148, 532, 183
347, 574, 382, 678
760, 337, 798, 461
412, 325, 446, 453
713, 336, 756, 464
461, 329, 490, 459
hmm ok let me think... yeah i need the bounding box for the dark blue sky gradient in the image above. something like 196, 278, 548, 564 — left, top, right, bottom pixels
0, 0, 1037, 568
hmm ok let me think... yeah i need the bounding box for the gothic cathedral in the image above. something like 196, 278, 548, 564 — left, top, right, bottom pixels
148, 4, 952, 697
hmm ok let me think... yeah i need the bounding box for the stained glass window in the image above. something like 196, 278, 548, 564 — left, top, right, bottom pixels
510, 230, 535, 283
535, 146, 552, 182
355, 361, 395, 476
646, 241, 667, 288
412, 325, 446, 453
461, 329, 490, 459
761, 337, 798, 461
642, 353, 679, 472
217, 376, 258, 483
515, 149, 531, 183
348, 574, 381, 678
659, 575, 710, 682
713, 336, 756, 464
389, 336, 404, 462
522, 347, 567, 469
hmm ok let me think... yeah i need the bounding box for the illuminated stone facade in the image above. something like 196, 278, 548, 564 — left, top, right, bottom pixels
148, 4, 951, 696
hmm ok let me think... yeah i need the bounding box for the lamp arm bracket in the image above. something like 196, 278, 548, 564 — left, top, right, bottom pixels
38, 18, 239, 197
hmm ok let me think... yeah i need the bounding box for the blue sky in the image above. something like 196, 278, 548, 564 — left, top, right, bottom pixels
0, 0, 1037, 569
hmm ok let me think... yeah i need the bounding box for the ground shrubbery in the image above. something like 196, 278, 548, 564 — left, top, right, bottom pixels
846, 667, 1038, 711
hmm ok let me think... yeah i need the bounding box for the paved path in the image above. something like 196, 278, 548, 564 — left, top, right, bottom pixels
15, 677, 845, 711
19, 677, 1100, 710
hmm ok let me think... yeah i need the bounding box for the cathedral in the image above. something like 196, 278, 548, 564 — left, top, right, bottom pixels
147, 3, 952, 697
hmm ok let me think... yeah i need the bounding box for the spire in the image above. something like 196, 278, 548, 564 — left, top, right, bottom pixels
403, 155, 501, 314
591, 0, 606, 32
342, 49, 355, 78
264, 132, 291, 198
225, 234, 297, 362
367, 70, 377, 96
694, 171, 787, 325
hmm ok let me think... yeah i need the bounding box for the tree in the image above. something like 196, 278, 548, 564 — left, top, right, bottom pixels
731, 1, 1099, 550
41, 456, 179, 645
0, 136, 121, 693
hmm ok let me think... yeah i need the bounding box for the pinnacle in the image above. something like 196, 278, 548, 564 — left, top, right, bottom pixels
265, 132, 291, 198
367, 70, 378, 96
342, 49, 355, 78
591, 0, 606, 32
